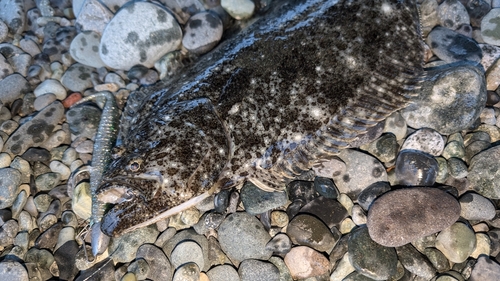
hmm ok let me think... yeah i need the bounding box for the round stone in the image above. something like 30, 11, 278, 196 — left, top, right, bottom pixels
367, 187, 460, 247
0, 261, 28, 281
459, 192, 496, 220
284, 246, 330, 279
401, 128, 444, 156
435, 222, 476, 263
0, 167, 21, 209
437, 0, 470, 30
69, 30, 106, 68
468, 145, 500, 199
238, 259, 280, 281
240, 181, 287, 215
34, 79, 67, 100
481, 8, 500, 46
60, 63, 94, 92
99, 1, 182, 70
171, 241, 205, 270
427, 26, 482, 63
207, 265, 239, 281
183, 11, 223, 54
395, 150, 438, 186
286, 214, 336, 253
221, 0, 255, 20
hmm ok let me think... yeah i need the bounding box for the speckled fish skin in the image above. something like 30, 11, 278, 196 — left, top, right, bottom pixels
99, 0, 425, 236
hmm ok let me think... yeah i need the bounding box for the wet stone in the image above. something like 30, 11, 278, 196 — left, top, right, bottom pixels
99, 1, 182, 70
183, 11, 223, 55
367, 187, 460, 247
357, 181, 391, 211
54, 240, 79, 280
360, 133, 399, 164
427, 26, 482, 63
298, 197, 348, 229
266, 233, 292, 255
207, 265, 240, 281
0, 167, 21, 209
172, 262, 199, 281
401, 63, 487, 135
35, 172, 61, 191
395, 150, 438, 186
465, 140, 491, 163
313, 176, 338, 199
240, 181, 287, 215
401, 128, 445, 156
238, 259, 280, 281
332, 149, 387, 200
447, 157, 468, 178
459, 192, 496, 221
424, 247, 452, 273
0, 261, 29, 281
443, 140, 466, 159
221, 0, 255, 20
396, 244, 436, 279
218, 212, 272, 263
163, 229, 209, 272
468, 145, 500, 198
435, 222, 476, 263
286, 214, 336, 253
284, 246, 330, 280
348, 226, 398, 280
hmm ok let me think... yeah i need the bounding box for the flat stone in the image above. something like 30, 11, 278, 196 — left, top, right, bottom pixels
99, 1, 182, 70
469, 255, 500, 281
401, 128, 445, 156
238, 259, 280, 281
0, 167, 21, 209
240, 181, 287, 215
286, 214, 336, 253
459, 192, 496, 220
348, 225, 398, 280
427, 26, 482, 63
367, 187, 460, 247
284, 246, 330, 279
0, 73, 30, 107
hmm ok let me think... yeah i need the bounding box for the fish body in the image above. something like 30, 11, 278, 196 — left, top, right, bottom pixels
98, 0, 425, 236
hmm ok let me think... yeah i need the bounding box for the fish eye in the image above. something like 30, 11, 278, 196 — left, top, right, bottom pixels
127, 158, 143, 172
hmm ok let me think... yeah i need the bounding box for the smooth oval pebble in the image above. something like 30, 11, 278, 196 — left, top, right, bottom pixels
401, 128, 444, 156
395, 150, 438, 186
459, 192, 496, 221
367, 187, 460, 247
435, 222, 476, 263
284, 246, 330, 279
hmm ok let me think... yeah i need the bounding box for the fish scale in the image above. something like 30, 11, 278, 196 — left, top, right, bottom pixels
97, 0, 426, 237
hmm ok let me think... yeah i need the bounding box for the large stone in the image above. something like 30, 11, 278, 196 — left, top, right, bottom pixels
367, 187, 460, 247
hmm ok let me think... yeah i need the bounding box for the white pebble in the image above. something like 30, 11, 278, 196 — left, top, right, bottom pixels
34, 79, 67, 100
50, 160, 71, 180
0, 152, 12, 168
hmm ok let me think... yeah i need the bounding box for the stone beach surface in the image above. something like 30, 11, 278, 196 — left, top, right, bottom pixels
1, 0, 500, 280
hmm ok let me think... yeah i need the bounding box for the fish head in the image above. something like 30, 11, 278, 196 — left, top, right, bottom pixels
97, 98, 231, 236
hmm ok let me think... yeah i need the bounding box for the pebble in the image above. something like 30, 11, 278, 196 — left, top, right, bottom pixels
470, 232, 491, 258
238, 259, 280, 281
34, 79, 67, 100
286, 214, 336, 253
424, 247, 452, 273
401, 128, 445, 156
171, 241, 205, 270
348, 226, 398, 280
447, 157, 468, 178
435, 222, 477, 263
183, 11, 223, 55
357, 181, 391, 211
395, 149, 438, 186
99, 1, 182, 70
34, 93, 58, 111
217, 212, 272, 263
60, 63, 94, 92
136, 244, 173, 281
75, 0, 113, 34
54, 240, 79, 280
0, 53, 13, 80
396, 244, 436, 279
437, 0, 470, 30
486, 55, 500, 91
35, 172, 61, 191
468, 145, 500, 198
240, 181, 287, 215
108, 225, 159, 263
427, 26, 482, 63
367, 187, 460, 247
0, 261, 29, 281
329, 252, 355, 280
299, 196, 348, 229
459, 192, 496, 220
172, 262, 199, 281
0, 0, 25, 35
313, 176, 338, 199
469, 255, 500, 280
401, 63, 486, 135
207, 264, 240, 281
331, 149, 387, 200
360, 132, 399, 165
284, 246, 330, 279
65, 103, 101, 139
265, 233, 292, 255
221, 0, 255, 20
0, 73, 30, 107
481, 8, 500, 46
163, 229, 210, 272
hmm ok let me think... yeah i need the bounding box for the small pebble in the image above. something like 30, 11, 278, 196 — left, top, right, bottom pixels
284, 246, 330, 279
435, 222, 476, 263
459, 192, 496, 220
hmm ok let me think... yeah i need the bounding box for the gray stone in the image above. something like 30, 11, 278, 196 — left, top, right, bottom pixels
65, 103, 101, 139
459, 192, 496, 220
183, 11, 223, 54
54, 241, 79, 280
396, 244, 436, 279
34, 79, 67, 101
331, 149, 387, 200
136, 244, 173, 281
4, 102, 64, 157
221, 0, 255, 20
240, 181, 287, 215
217, 212, 272, 263
357, 181, 391, 211
395, 150, 438, 186
348, 226, 398, 280
360, 133, 399, 163
162, 229, 210, 272
0, 219, 18, 247
447, 157, 468, 178
0, 261, 28, 281
481, 8, 500, 46
171, 241, 205, 270
299, 197, 348, 229
401, 128, 445, 156
367, 187, 460, 247
172, 262, 199, 281
60, 63, 94, 92
0, 0, 25, 35
75, 0, 113, 34
437, 0, 470, 30
427, 26, 482, 63
0, 168, 21, 209
70, 30, 106, 68
401, 63, 486, 135
423, 247, 451, 273
265, 233, 292, 255
108, 225, 159, 263
99, 1, 182, 70
0, 53, 13, 80
469, 255, 500, 281
468, 145, 500, 198
238, 259, 280, 281
207, 265, 240, 281
0, 73, 30, 107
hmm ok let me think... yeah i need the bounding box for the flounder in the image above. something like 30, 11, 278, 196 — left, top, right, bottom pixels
97, 0, 425, 237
